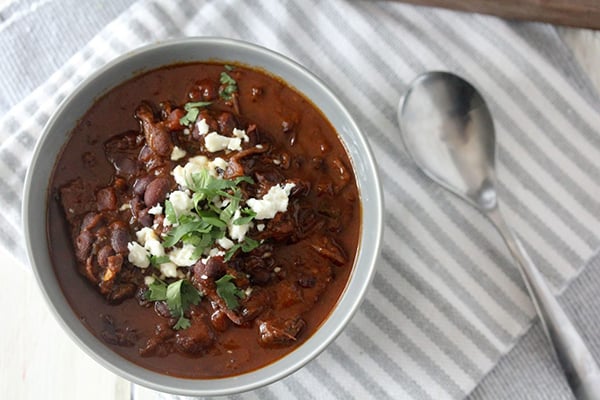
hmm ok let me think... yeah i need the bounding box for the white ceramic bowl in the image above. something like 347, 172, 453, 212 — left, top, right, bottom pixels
23, 37, 382, 396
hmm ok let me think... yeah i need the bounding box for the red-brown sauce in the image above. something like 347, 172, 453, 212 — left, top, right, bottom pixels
48, 63, 360, 378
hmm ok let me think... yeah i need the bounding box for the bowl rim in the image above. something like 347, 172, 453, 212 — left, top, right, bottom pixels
22, 37, 383, 396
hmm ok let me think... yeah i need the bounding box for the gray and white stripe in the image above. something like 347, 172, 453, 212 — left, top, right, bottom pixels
3, 1, 600, 399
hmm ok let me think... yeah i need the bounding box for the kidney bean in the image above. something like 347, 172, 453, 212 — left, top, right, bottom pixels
110, 227, 130, 254
143, 177, 171, 207
75, 230, 94, 261
132, 175, 153, 197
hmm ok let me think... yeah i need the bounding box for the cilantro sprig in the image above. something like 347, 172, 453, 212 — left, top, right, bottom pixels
215, 274, 245, 309
146, 278, 202, 330
219, 72, 238, 101
161, 170, 257, 260
179, 101, 212, 127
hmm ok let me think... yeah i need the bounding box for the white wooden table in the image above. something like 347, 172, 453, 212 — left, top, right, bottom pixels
1, 0, 599, 395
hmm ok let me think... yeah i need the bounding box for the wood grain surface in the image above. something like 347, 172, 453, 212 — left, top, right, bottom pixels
396, 0, 600, 30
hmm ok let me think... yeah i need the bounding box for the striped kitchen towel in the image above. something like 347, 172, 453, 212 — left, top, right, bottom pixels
2, 0, 600, 398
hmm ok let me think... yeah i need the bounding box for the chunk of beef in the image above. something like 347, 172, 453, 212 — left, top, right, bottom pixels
174, 315, 216, 354
310, 236, 347, 266
258, 317, 305, 346
60, 178, 95, 224
96, 187, 118, 211
193, 256, 226, 280
135, 103, 173, 157
139, 322, 175, 357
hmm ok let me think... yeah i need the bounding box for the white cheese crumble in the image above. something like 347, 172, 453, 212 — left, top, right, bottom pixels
136, 227, 158, 245
119, 203, 131, 211
144, 276, 156, 286
274, 266, 281, 273
168, 243, 199, 267
127, 241, 150, 269
196, 118, 209, 136
204, 132, 242, 152
209, 157, 228, 173
256, 223, 265, 232
208, 248, 226, 258
172, 155, 227, 189
148, 204, 163, 215
169, 190, 194, 217
247, 183, 295, 220
217, 237, 234, 250
170, 146, 187, 161
160, 262, 179, 278
232, 128, 250, 143
228, 209, 251, 242
145, 238, 165, 257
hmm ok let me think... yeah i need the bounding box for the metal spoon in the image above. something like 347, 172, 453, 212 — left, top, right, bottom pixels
398, 71, 600, 399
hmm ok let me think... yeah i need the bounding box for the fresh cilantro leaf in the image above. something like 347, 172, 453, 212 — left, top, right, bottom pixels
241, 237, 260, 252
219, 188, 241, 223
179, 101, 211, 126
224, 243, 242, 261
173, 316, 192, 330
215, 274, 245, 309
233, 208, 256, 225
162, 220, 206, 247
233, 176, 254, 185
184, 101, 212, 110
224, 64, 235, 71
150, 255, 171, 266
164, 200, 177, 224
165, 279, 202, 330
179, 107, 199, 127
224, 237, 260, 261
219, 72, 238, 101
197, 210, 227, 228
145, 278, 168, 301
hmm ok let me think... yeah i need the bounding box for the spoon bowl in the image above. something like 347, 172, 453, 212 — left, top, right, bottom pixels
399, 72, 497, 211
399, 71, 600, 400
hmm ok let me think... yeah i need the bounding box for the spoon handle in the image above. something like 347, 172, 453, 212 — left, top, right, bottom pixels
487, 207, 600, 400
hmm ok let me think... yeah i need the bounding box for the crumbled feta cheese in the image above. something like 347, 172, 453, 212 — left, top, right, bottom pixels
228, 209, 251, 242
247, 183, 295, 220
272, 159, 281, 165
148, 204, 163, 215
168, 243, 199, 267
119, 203, 131, 211
274, 266, 281, 273
136, 227, 158, 246
183, 128, 190, 135
169, 190, 194, 217
256, 144, 264, 149
172, 155, 227, 189
170, 146, 187, 161
209, 248, 226, 258
144, 276, 156, 286
244, 287, 254, 296
127, 241, 150, 268
217, 237, 234, 250
209, 157, 228, 173
196, 118, 209, 136
204, 132, 242, 152
145, 238, 165, 257
200, 274, 208, 280
160, 262, 179, 278
232, 128, 249, 143
256, 223, 265, 232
